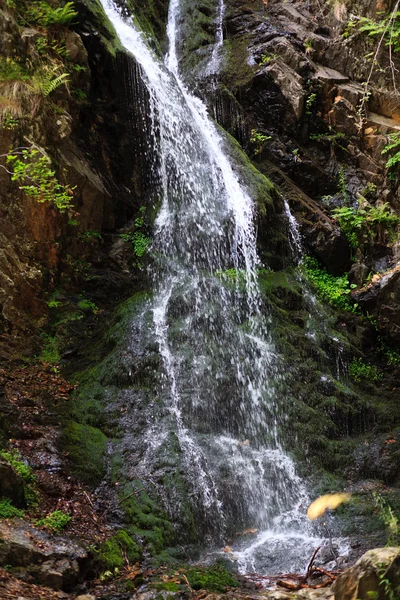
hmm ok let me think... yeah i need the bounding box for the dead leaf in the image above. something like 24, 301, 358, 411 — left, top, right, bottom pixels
307, 493, 351, 520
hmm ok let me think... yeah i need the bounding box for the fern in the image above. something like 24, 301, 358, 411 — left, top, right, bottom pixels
29, 67, 69, 97
382, 132, 400, 169
26, 1, 78, 27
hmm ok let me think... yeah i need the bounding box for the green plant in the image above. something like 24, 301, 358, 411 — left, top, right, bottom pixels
78, 230, 102, 242
0, 450, 35, 483
120, 206, 151, 264
348, 358, 382, 383
47, 299, 62, 308
39, 333, 60, 364
382, 131, 400, 171
1, 114, 19, 129
249, 129, 272, 155
332, 202, 400, 248
6, 147, 74, 212
36, 510, 71, 531
28, 65, 69, 97
78, 298, 98, 313
25, 1, 78, 27
305, 92, 317, 115
0, 498, 24, 519
304, 38, 314, 55
260, 53, 278, 64
71, 88, 87, 101
373, 493, 400, 546
303, 256, 357, 312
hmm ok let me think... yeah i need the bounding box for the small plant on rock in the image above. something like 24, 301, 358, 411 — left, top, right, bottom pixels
36, 510, 71, 531
249, 129, 271, 156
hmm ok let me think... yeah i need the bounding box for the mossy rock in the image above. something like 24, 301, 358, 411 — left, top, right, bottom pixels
62, 421, 107, 486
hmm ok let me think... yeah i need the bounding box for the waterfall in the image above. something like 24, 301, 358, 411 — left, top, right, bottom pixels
99, 0, 328, 575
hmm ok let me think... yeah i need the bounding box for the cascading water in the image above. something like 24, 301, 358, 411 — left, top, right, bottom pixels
99, 0, 334, 575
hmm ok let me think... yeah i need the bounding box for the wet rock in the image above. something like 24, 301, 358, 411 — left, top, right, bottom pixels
354, 270, 400, 343
0, 459, 26, 508
263, 61, 305, 120
0, 519, 87, 591
333, 547, 400, 600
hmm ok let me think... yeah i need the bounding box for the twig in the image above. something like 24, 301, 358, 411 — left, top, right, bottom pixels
305, 545, 321, 580
120, 488, 146, 503
183, 574, 194, 593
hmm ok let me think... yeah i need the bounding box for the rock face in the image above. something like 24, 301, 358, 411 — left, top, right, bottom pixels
0, 519, 87, 591
354, 269, 400, 343
0, 459, 26, 508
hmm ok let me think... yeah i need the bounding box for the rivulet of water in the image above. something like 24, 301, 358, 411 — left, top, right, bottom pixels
98, 0, 329, 574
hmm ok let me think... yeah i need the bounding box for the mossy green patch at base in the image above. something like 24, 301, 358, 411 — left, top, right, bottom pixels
62, 421, 107, 486
185, 565, 239, 592
98, 529, 141, 570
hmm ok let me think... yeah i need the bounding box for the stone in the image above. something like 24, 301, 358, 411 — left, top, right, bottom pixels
333, 547, 400, 600
328, 97, 360, 136
313, 64, 349, 84
0, 519, 87, 590
348, 262, 369, 288
0, 459, 26, 508
263, 61, 305, 119
64, 30, 88, 64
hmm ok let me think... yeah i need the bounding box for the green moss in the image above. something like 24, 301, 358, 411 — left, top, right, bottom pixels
0, 450, 35, 483
98, 530, 141, 570
185, 565, 239, 592
154, 582, 180, 592
36, 510, 71, 531
124, 0, 167, 47
83, 0, 123, 56
221, 36, 255, 92
62, 421, 107, 486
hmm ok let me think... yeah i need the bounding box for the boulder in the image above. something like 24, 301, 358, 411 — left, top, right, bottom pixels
333, 547, 400, 600
0, 459, 26, 508
0, 519, 87, 591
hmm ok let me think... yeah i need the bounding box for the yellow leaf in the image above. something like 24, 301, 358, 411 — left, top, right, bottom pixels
307, 493, 351, 520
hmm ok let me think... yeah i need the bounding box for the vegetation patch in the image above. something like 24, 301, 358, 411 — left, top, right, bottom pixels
36, 510, 71, 531
98, 529, 141, 570
185, 565, 239, 592
0, 498, 24, 519
349, 358, 382, 384
62, 421, 107, 486
303, 257, 357, 312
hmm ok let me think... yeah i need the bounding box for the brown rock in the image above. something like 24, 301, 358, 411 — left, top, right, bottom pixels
333, 547, 400, 600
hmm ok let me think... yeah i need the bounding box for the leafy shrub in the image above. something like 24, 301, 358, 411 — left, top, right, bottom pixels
120, 206, 151, 262
36, 510, 71, 531
250, 129, 271, 155
303, 257, 357, 312
332, 202, 400, 248
0, 498, 24, 519
358, 12, 400, 54
6, 148, 74, 212
349, 358, 382, 383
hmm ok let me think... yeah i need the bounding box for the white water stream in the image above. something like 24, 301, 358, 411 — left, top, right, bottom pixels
98, 0, 340, 574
